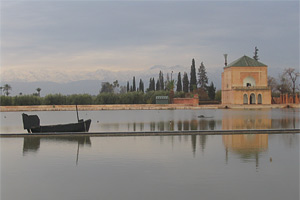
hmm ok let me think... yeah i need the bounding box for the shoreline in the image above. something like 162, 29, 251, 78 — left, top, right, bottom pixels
1, 104, 299, 112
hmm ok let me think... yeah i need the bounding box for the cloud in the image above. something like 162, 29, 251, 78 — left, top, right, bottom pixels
1, 1, 299, 81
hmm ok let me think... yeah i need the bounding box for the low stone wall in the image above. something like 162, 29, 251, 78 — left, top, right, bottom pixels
173, 98, 198, 106
1, 103, 299, 112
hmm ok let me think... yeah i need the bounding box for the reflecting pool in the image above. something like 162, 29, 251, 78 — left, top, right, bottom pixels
1, 133, 299, 200
1, 108, 299, 133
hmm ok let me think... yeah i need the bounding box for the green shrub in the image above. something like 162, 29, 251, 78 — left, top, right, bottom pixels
44, 94, 67, 105
13, 95, 42, 105
95, 93, 120, 104
66, 94, 94, 105
0, 95, 13, 106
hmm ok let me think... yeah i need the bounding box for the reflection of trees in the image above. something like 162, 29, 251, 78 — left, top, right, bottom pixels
191, 135, 196, 156
199, 120, 208, 130
183, 121, 189, 130
133, 122, 136, 131
150, 122, 156, 131
169, 121, 175, 131
209, 120, 215, 130
158, 121, 165, 131
271, 117, 299, 129
177, 121, 182, 131
190, 134, 208, 156
280, 134, 299, 149
271, 108, 299, 129
116, 118, 221, 132
191, 120, 198, 130
199, 135, 207, 152
139, 123, 144, 131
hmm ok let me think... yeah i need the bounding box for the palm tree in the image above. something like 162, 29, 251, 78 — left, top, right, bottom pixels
36, 88, 41, 97
3, 84, 12, 96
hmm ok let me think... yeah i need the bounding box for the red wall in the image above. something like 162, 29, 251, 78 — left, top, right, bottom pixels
173, 98, 198, 106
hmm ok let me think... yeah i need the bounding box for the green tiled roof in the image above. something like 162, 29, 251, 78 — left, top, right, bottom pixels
225, 55, 267, 67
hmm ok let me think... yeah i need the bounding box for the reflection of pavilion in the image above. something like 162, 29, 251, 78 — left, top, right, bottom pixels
223, 134, 268, 167
222, 110, 271, 130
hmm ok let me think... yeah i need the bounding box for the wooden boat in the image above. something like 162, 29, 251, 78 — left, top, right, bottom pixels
22, 113, 91, 133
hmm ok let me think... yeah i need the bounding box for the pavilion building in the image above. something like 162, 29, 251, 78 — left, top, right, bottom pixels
221, 55, 271, 105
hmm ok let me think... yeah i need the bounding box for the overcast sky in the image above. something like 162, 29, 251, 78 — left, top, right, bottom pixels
1, 0, 299, 79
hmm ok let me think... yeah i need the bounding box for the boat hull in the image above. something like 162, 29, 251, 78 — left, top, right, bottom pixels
30, 119, 92, 133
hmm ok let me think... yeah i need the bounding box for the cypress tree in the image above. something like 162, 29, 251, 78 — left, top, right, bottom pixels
177, 72, 182, 92
132, 76, 136, 91
207, 81, 216, 100
148, 78, 152, 91
158, 71, 164, 90
127, 81, 130, 92
151, 78, 155, 91
183, 72, 189, 93
156, 79, 160, 91
198, 62, 208, 90
190, 59, 197, 92
139, 79, 144, 93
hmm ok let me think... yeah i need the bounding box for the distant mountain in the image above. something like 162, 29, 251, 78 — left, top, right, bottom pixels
1, 65, 223, 96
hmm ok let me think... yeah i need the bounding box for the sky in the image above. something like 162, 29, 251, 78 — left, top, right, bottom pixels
1, 0, 299, 82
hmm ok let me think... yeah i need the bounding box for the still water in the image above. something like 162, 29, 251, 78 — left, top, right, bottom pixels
1, 134, 299, 200
1, 108, 299, 200
1, 108, 299, 133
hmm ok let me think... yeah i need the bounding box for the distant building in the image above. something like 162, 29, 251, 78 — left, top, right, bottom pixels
221, 55, 271, 105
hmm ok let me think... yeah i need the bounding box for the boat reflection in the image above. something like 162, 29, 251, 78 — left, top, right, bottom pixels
23, 136, 91, 156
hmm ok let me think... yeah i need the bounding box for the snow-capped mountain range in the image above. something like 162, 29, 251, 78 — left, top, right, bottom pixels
1, 65, 223, 96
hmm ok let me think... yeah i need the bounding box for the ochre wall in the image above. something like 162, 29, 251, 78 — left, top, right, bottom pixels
230, 66, 268, 87
232, 90, 271, 104
222, 66, 271, 105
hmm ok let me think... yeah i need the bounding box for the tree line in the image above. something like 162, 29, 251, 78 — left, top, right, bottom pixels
1, 53, 298, 106
101, 58, 217, 101
268, 68, 299, 98
0, 91, 187, 106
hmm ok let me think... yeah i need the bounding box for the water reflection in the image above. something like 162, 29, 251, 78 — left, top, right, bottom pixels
98, 110, 298, 132
222, 110, 271, 130
223, 134, 268, 168
271, 109, 299, 129
23, 136, 91, 164
128, 119, 221, 132
20, 132, 298, 169
1, 109, 299, 134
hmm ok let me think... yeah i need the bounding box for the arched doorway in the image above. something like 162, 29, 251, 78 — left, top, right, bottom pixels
258, 94, 262, 104
250, 93, 256, 104
243, 94, 248, 104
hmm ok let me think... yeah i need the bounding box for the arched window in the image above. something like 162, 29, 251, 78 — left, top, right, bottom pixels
250, 93, 256, 104
243, 94, 248, 104
258, 94, 262, 104
243, 76, 256, 87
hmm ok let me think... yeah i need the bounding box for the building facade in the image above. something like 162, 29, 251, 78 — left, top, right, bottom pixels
222, 55, 271, 105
